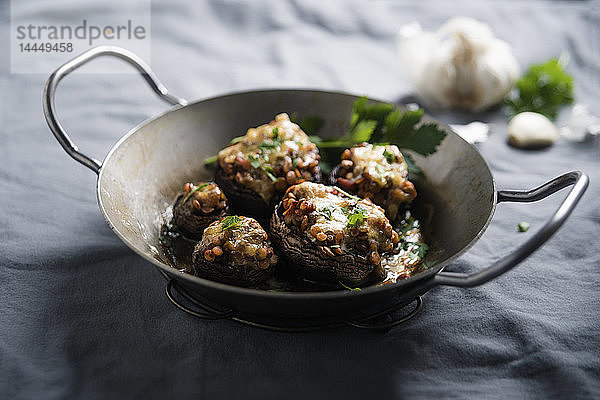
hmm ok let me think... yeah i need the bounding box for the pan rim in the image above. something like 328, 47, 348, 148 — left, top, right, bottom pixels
96, 87, 497, 300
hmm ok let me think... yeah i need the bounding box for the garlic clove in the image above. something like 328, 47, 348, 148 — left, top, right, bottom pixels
507, 112, 559, 149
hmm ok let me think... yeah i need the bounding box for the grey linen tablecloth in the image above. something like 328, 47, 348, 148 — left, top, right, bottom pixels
1, 1, 599, 398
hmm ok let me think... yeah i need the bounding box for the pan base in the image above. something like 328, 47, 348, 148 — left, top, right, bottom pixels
165, 275, 423, 332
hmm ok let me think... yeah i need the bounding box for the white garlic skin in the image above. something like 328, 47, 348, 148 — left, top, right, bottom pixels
507, 112, 559, 148
397, 17, 520, 112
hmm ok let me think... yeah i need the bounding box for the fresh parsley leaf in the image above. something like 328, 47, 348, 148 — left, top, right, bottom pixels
384, 108, 424, 141
398, 217, 418, 234
307, 97, 446, 172
383, 149, 394, 164
248, 155, 278, 182
347, 209, 365, 227
350, 96, 395, 143
221, 215, 243, 231
504, 57, 574, 121
415, 242, 428, 258
402, 123, 447, 156
299, 115, 325, 135
182, 183, 208, 204
290, 114, 325, 135
384, 108, 445, 156
262, 165, 278, 182
318, 205, 335, 220
403, 241, 428, 259
401, 241, 412, 251
204, 155, 217, 165
335, 187, 361, 202
258, 138, 281, 152
348, 119, 377, 143
402, 153, 422, 175
248, 154, 262, 168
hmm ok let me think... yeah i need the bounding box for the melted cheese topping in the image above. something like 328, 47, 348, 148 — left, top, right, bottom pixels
200, 216, 275, 268
217, 113, 319, 202
350, 144, 408, 188
380, 228, 424, 282
292, 182, 394, 253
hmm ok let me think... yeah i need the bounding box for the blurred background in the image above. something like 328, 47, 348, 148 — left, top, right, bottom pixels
1, 1, 598, 399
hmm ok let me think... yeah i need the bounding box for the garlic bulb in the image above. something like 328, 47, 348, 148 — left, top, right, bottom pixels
397, 17, 520, 112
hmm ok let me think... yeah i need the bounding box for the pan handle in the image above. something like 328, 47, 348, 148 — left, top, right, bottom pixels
42, 45, 188, 175
433, 171, 589, 287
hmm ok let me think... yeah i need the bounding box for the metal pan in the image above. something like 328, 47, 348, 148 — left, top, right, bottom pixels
43, 46, 589, 325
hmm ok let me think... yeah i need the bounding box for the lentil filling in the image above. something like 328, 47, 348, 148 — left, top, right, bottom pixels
194, 216, 278, 271
281, 182, 399, 266
217, 113, 320, 204
336, 143, 416, 221
172, 182, 228, 238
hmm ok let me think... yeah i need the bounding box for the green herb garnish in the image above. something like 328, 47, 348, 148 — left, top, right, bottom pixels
272, 127, 279, 138
403, 241, 428, 259
290, 114, 325, 135
317, 205, 335, 220
204, 155, 217, 165
258, 138, 281, 152
248, 154, 262, 168
383, 149, 395, 164
221, 215, 243, 231
335, 187, 361, 202
504, 57, 574, 121
182, 183, 208, 204
347, 209, 365, 227
398, 217, 418, 234
414, 242, 428, 258
349, 97, 395, 143
248, 154, 278, 182
518, 222, 530, 232
308, 97, 446, 175
340, 282, 361, 291
262, 165, 278, 182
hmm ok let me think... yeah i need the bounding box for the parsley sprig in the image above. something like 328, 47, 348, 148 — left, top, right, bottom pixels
308, 97, 446, 175
346, 208, 365, 227
340, 282, 362, 291
383, 149, 395, 164
504, 57, 574, 121
317, 205, 335, 220
182, 183, 208, 204
221, 215, 243, 231
248, 154, 278, 182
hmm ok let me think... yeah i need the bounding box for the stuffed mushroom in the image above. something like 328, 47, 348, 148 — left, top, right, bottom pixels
172, 182, 228, 239
216, 113, 321, 218
331, 143, 416, 221
270, 182, 399, 286
192, 215, 278, 286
